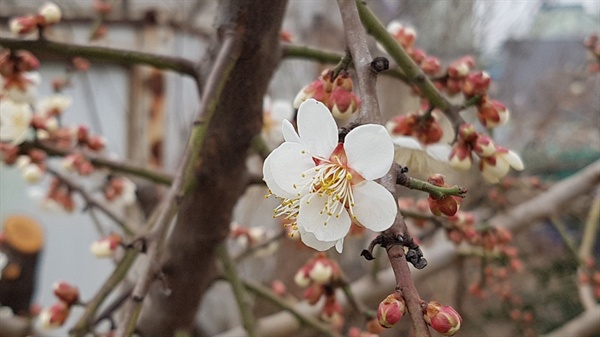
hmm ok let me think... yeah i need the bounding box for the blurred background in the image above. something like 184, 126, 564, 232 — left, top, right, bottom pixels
1, 0, 599, 336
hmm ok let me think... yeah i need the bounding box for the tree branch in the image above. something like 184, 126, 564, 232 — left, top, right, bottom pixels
0, 37, 202, 89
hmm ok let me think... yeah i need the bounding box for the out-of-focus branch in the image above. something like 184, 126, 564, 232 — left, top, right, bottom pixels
217, 244, 256, 337
27, 141, 173, 186
578, 188, 600, 310
47, 168, 134, 236
541, 305, 600, 337
0, 37, 202, 89
218, 160, 600, 337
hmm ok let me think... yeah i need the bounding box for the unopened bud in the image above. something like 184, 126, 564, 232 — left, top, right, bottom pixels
52, 281, 79, 306
90, 234, 122, 258
39, 2, 62, 25
424, 301, 462, 336
39, 302, 69, 330
377, 293, 405, 328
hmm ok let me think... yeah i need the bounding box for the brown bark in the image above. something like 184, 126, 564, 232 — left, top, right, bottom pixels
136, 1, 288, 336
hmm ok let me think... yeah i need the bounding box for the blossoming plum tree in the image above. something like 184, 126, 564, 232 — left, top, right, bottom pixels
0, 1, 599, 337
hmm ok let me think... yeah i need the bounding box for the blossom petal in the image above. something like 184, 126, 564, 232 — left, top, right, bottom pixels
425, 144, 452, 162
263, 142, 315, 199
297, 99, 338, 158
298, 226, 338, 251
392, 136, 424, 151
298, 193, 351, 241
505, 150, 524, 171
352, 181, 397, 232
282, 120, 300, 143
345, 124, 394, 180
335, 239, 344, 253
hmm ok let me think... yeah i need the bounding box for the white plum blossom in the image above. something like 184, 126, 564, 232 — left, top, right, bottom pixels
263, 99, 397, 253
0, 71, 41, 103
0, 98, 33, 144
38, 94, 72, 117
261, 96, 294, 150
38, 2, 62, 25
479, 148, 524, 183
392, 136, 452, 176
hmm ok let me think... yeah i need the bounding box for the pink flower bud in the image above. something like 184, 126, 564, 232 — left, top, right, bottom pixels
293, 79, 329, 109
271, 279, 287, 297
421, 56, 441, 75
462, 71, 491, 97
52, 281, 80, 306
328, 87, 360, 120
293, 269, 310, 288
447, 56, 475, 78
39, 302, 70, 330
86, 136, 106, 151
308, 260, 333, 284
473, 135, 496, 157
38, 2, 62, 25
303, 283, 324, 305
477, 98, 509, 128
15, 51, 41, 71
409, 48, 426, 65
377, 293, 405, 328
386, 21, 416, 50
424, 301, 462, 336
90, 234, 122, 258
458, 123, 477, 143
428, 195, 461, 217
388, 114, 416, 136
9, 16, 39, 35
448, 142, 473, 171
93, 0, 113, 15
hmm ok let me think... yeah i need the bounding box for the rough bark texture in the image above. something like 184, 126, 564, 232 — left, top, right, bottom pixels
136, 1, 288, 336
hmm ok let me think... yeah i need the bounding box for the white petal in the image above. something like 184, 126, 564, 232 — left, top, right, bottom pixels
282, 120, 300, 143
345, 124, 394, 180
271, 100, 294, 123
297, 99, 338, 159
298, 193, 351, 241
392, 136, 423, 150
351, 181, 397, 232
298, 227, 337, 251
335, 239, 344, 253
425, 144, 452, 162
263, 142, 315, 199
505, 150, 524, 171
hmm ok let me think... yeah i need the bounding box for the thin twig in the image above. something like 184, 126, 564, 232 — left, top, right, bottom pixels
47, 167, 134, 236
217, 243, 257, 337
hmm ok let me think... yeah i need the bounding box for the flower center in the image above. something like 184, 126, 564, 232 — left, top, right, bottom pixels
302, 143, 364, 224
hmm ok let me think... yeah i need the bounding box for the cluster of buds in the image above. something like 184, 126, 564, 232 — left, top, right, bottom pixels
0, 49, 40, 106
475, 95, 509, 129
377, 293, 406, 328
426, 174, 462, 217
90, 233, 122, 258
397, 197, 431, 228
445, 211, 479, 245
584, 33, 600, 73
11, 150, 47, 184
9, 2, 62, 36
293, 69, 360, 120
103, 176, 137, 207
320, 295, 344, 332
45, 178, 76, 212
435, 56, 476, 96
449, 123, 523, 183
61, 154, 94, 176
39, 280, 80, 329
387, 105, 443, 145
383, 21, 441, 75
423, 301, 462, 336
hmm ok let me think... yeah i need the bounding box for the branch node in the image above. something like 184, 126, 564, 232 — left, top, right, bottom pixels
362, 233, 427, 269
370, 57, 389, 73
